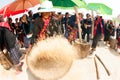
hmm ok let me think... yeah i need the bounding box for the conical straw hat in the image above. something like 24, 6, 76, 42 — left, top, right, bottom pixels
26, 36, 77, 80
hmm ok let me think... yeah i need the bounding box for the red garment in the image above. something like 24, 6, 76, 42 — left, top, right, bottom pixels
0, 22, 11, 31
93, 18, 104, 36
39, 18, 50, 38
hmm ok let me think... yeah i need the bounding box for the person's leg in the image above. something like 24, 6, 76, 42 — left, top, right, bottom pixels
82, 30, 86, 40
3, 28, 24, 72
87, 32, 90, 42
92, 34, 101, 49
90, 34, 102, 54
87, 27, 91, 42
8, 41, 23, 72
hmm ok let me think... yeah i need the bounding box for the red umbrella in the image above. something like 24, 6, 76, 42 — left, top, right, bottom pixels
0, 0, 40, 17
8, 0, 40, 11
0, 4, 28, 17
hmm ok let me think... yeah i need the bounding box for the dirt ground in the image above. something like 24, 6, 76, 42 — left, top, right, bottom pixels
0, 43, 120, 80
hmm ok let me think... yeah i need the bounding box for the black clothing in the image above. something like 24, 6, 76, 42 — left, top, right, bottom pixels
0, 27, 16, 50
30, 17, 59, 45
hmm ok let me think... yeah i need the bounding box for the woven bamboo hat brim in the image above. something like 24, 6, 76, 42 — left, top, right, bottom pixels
26, 36, 77, 80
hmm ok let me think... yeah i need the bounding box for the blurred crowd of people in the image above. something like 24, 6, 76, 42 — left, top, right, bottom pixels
1, 8, 120, 73
6, 10, 119, 48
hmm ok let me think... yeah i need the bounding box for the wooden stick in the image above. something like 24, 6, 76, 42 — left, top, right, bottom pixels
95, 54, 111, 76
74, 6, 82, 42
91, 10, 94, 39
94, 57, 100, 80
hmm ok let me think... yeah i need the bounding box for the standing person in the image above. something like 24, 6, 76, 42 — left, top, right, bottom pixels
67, 13, 77, 43
90, 15, 105, 54
104, 20, 111, 45
14, 18, 23, 47
109, 20, 117, 49
14, 18, 19, 34
6, 17, 15, 33
67, 13, 84, 43
57, 12, 64, 34
28, 10, 34, 33
21, 14, 31, 48
82, 13, 92, 42
109, 20, 115, 37
104, 20, 115, 46
17, 17, 24, 48
62, 12, 70, 38
27, 0, 59, 53
0, 14, 23, 72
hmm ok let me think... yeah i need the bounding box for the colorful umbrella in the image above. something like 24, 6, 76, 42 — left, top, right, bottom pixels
87, 3, 112, 15
0, 4, 27, 17
47, 0, 87, 9
0, 0, 40, 17
8, 0, 40, 11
